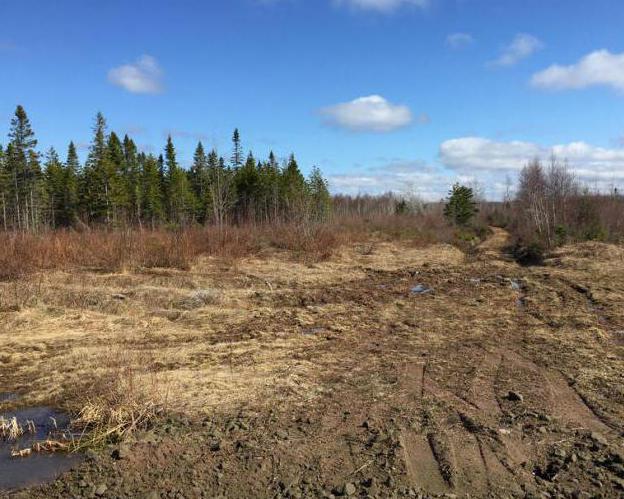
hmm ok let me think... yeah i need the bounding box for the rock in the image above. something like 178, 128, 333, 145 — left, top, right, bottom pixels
612, 476, 624, 490
343, 483, 357, 496
590, 432, 608, 446
94, 484, 107, 496
111, 442, 130, 460
209, 439, 221, 452
507, 390, 524, 402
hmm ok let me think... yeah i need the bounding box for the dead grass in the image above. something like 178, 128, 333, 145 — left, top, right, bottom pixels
0, 214, 452, 281
66, 348, 167, 450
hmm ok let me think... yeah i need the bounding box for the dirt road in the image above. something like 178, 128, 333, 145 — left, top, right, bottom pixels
1, 232, 623, 498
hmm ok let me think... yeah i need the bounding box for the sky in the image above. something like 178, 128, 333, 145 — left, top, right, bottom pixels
1, 0, 624, 200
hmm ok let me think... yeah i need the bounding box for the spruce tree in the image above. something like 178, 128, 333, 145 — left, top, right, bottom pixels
307, 166, 331, 222
7, 105, 43, 230
231, 128, 243, 169
44, 147, 64, 227
164, 136, 195, 225
141, 154, 165, 227
123, 135, 141, 223
107, 131, 129, 224
280, 154, 308, 221
189, 141, 209, 222
234, 152, 260, 222
63, 142, 80, 226
82, 112, 111, 223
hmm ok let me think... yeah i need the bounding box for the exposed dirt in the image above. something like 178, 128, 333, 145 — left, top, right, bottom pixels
1, 229, 624, 498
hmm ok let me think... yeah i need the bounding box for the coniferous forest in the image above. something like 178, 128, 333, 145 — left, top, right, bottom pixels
0, 106, 332, 231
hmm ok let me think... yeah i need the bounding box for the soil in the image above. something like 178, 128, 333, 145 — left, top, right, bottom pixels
1, 228, 624, 498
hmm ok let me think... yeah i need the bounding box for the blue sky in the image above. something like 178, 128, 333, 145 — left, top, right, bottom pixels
1, 0, 624, 199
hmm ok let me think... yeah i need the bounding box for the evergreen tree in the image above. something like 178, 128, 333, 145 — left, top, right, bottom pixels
164, 136, 195, 225
444, 183, 478, 226
189, 141, 209, 222
207, 152, 234, 226
234, 152, 260, 222
307, 166, 331, 222
44, 147, 64, 227
141, 154, 165, 227
123, 135, 142, 223
7, 105, 43, 230
82, 112, 112, 223
231, 128, 243, 169
107, 131, 129, 224
0, 144, 8, 230
280, 154, 308, 221
62, 142, 79, 226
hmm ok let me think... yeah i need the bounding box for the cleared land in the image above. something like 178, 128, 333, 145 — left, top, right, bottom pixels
1, 229, 624, 498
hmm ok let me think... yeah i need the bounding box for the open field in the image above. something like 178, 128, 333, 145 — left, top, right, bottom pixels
1, 228, 624, 498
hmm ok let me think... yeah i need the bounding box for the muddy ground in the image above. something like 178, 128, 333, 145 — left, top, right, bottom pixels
1, 229, 623, 498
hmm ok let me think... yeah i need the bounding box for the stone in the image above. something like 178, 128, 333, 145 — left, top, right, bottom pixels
111, 443, 130, 460
507, 390, 524, 402
94, 484, 107, 496
343, 483, 357, 496
590, 432, 608, 446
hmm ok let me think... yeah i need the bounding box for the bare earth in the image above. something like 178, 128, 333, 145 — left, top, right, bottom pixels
1, 228, 624, 498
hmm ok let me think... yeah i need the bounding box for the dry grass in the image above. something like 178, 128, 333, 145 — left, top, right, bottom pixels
0, 416, 24, 440
0, 214, 453, 281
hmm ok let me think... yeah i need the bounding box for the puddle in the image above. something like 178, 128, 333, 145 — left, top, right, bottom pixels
0, 407, 83, 491
0, 393, 18, 403
411, 284, 433, 295
303, 327, 324, 336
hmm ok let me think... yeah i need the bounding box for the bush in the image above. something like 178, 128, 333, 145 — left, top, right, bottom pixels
510, 239, 546, 266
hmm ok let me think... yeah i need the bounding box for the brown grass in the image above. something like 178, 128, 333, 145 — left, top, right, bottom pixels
0, 214, 451, 281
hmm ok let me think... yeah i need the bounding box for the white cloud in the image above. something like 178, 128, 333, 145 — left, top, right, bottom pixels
440, 136, 624, 186
320, 95, 413, 132
329, 160, 451, 199
446, 33, 474, 50
490, 33, 543, 67
531, 50, 624, 92
334, 0, 428, 13
108, 55, 164, 94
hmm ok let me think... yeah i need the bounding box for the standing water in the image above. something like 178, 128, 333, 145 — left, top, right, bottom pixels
0, 406, 83, 491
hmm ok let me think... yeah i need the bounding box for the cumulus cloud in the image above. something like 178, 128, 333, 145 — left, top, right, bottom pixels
440, 136, 624, 187
333, 0, 428, 13
490, 33, 543, 67
446, 33, 474, 50
320, 95, 413, 132
531, 50, 624, 92
108, 55, 164, 94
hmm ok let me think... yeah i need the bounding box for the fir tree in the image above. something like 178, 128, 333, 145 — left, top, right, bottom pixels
444, 183, 478, 226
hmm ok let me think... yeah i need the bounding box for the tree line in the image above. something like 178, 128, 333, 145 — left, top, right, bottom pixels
0, 106, 331, 231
